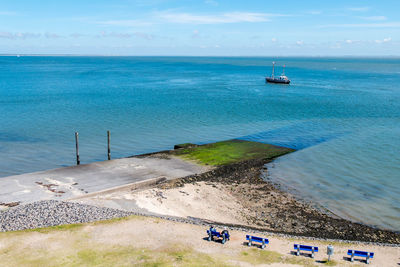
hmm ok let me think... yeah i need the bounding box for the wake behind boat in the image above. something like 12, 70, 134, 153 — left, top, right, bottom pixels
266, 62, 290, 84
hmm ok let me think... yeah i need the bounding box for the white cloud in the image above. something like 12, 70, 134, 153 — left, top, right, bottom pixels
345, 39, 353, 44
359, 16, 387, 21
319, 22, 400, 28
348, 7, 370, 12
98, 19, 152, 27
192, 30, 200, 38
134, 32, 153, 40
70, 33, 86, 38
45, 32, 62, 39
271, 37, 277, 42
331, 43, 342, 49
98, 31, 153, 40
0, 32, 15, 39
375, 37, 392, 44
0, 31, 41, 39
99, 31, 132, 38
158, 12, 285, 24
97, 10, 288, 27
296, 40, 304, 46
307, 11, 322, 15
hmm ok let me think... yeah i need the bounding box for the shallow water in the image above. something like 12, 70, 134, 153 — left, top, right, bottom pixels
0, 56, 399, 230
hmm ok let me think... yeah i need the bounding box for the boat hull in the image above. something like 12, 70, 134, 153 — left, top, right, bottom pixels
265, 77, 290, 84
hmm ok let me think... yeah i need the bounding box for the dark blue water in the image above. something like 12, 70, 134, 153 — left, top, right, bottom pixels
0, 56, 399, 230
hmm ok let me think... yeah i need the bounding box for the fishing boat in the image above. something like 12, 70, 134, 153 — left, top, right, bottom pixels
265, 62, 290, 84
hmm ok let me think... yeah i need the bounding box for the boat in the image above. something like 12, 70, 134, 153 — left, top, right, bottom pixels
265, 62, 290, 84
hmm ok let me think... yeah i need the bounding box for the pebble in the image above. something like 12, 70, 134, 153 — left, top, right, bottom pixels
0, 200, 398, 248
0, 200, 132, 232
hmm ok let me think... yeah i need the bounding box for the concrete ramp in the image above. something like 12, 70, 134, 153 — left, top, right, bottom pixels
0, 155, 209, 207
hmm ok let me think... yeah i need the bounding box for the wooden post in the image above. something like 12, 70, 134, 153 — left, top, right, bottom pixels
75, 132, 80, 165
107, 130, 111, 160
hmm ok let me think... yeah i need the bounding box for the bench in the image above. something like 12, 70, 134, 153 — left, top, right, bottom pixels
347, 250, 374, 264
246, 235, 269, 249
294, 244, 318, 258
207, 229, 230, 244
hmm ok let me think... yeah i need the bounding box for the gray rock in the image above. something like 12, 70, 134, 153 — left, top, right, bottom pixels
0, 200, 132, 232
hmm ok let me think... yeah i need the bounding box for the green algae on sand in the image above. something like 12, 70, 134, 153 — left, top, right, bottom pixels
173, 139, 294, 166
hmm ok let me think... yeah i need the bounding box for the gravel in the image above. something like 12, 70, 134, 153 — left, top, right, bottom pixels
0, 200, 133, 232
1, 200, 398, 247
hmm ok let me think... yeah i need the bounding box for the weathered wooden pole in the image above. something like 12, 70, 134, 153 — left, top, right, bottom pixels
107, 130, 111, 160
75, 132, 80, 165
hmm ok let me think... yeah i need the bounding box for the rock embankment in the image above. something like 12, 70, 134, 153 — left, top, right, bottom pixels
0, 200, 132, 232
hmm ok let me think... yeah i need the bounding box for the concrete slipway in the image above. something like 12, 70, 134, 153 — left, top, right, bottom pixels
0, 155, 208, 208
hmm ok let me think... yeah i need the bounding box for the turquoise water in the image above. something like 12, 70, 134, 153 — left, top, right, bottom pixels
0, 56, 399, 230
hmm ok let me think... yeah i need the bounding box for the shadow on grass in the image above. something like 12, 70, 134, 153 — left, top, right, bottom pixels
343, 256, 368, 264
290, 250, 314, 258
202, 236, 226, 244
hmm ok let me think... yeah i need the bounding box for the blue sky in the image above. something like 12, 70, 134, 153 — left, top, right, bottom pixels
1, 0, 399, 56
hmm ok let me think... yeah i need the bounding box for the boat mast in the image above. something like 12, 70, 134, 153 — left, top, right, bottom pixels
271, 62, 275, 78
283, 64, 285, 76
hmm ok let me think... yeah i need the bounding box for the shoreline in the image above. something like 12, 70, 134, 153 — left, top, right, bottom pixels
141, 151, 400, 244
72, 150, 400, 244
1, 140, 399, 244
264, 181, 400, 235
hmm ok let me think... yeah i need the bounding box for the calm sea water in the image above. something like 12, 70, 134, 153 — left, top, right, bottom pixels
0, 56, 399, 230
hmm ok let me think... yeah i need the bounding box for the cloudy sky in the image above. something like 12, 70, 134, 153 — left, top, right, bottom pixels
1, 0, 399, 56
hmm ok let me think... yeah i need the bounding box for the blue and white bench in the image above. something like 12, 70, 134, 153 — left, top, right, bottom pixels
347, 250, 374, 264
207, 229, 230, 244
294, 244, 318, 258
246, 235, 269, 249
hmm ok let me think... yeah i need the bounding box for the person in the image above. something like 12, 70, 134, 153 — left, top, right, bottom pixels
221, 227, 229, 239
208, 225, 216, 241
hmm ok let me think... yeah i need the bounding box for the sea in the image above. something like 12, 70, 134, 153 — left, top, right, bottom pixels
0, 56, 399, 231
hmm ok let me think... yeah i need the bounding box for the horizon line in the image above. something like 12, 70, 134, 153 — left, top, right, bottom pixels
1, 54, 400, 58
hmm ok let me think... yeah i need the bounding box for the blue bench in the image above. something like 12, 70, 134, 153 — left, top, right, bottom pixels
294, 244, 318, 258
347, 250, 374, 264
246, 235, 269, 249
207, 229, 230, 244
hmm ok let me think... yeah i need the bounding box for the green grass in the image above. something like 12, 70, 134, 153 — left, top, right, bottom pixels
0, 222, 85, 236
0, 217, 232, 267
173, 139, 294, 166
240, 249, 282, 264
162, 245, 231, 267
7, 243, 232, 267
12, 245, 167, 267
239, 248, 316, 266
320, 259, 338, 266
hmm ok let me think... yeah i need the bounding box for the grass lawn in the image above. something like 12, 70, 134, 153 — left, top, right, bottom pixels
0, 216, 321, 267
173, 139, 294, 166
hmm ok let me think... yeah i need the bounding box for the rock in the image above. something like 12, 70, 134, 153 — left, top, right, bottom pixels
0, 200, 132, 232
